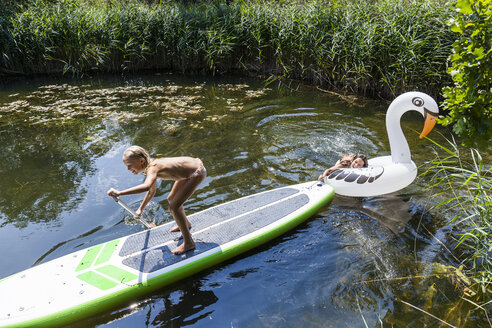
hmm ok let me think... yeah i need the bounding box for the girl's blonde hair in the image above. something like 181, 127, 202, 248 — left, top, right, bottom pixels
123, 145, 151, 167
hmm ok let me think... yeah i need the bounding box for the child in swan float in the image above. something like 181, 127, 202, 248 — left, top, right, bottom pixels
350, 154, 368, 168
318, 153, 368, 180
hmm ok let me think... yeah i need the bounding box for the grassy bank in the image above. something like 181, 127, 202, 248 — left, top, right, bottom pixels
0, 0, 455, 99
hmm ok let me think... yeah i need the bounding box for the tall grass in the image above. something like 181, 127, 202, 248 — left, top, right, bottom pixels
423, 137, 492, 295
0, 0, 456, 99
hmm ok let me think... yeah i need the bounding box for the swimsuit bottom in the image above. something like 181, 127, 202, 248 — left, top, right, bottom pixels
186, 159, 206, 180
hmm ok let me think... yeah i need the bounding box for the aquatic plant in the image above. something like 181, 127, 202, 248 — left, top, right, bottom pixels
0, 0, 456, 100
0, 81, 271, 127
422, 136, 492, 298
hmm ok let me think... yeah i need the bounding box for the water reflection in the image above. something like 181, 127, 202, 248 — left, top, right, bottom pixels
34, 226, 104, 265
0, 124, 95, 227
66, 279, 219, 328
150, 281, 219, 327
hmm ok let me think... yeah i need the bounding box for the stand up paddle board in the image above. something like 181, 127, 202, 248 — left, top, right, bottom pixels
0, 181, 334, 327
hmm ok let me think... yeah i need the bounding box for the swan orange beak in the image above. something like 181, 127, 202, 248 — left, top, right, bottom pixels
419, 112, 438, 139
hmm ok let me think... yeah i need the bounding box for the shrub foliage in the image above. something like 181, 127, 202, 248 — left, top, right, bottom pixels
441, 0, 492, 149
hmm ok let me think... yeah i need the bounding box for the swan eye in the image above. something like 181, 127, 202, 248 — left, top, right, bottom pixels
412, 97, 424, 107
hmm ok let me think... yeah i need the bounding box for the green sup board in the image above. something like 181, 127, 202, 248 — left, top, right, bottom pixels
0, 181, 334, 327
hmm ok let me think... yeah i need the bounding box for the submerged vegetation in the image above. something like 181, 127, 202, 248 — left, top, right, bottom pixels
423, 138, 491, 303
0, 0, 455, 99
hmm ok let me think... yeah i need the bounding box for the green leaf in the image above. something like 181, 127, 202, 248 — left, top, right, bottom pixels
450, 23, 463, 34
457, 0, 473, 15
472, 47, 485, 59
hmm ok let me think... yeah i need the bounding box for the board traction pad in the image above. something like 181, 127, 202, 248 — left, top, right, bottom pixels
119, 187, 299, 257
121, 189, 308, 273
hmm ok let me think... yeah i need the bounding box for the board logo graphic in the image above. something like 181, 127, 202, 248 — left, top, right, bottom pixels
75, 240, 138, 290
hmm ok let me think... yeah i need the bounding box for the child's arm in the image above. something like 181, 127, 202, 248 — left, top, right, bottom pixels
107, 169, 158, 198
318, 165, 336, 180
318, 163, 349, 180
136, 180, 156, 217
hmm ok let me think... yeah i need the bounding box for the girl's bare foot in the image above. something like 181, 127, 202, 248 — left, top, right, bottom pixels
172, 241, 195, 255
169, 221, 191, 232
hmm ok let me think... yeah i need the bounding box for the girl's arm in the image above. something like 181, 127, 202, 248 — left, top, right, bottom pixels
318, 165, 337, 180
318, 163, 348, 180
118, 170, 158, 196
108, 168, 158, 199
136, 180, 156, 216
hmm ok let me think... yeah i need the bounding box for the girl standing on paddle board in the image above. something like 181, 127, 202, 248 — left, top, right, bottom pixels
107, 145, 206, 255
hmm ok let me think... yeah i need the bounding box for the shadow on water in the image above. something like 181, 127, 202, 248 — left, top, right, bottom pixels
333, 193, 414, 234
0, 74, 489, 327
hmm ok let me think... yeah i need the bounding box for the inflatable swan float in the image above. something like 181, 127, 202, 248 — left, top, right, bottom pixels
324, 91, 438, 197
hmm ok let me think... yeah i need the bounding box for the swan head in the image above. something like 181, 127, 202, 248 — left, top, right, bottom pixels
402, 92, 439, 138
412, 93, 439, 139
389, 91, 439, 137
386, 91, 439, 163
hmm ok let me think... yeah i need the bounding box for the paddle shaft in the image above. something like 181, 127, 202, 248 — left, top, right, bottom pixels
114, 198, 153, 229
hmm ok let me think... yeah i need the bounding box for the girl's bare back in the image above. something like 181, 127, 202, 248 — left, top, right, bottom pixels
150, 157, 203, 181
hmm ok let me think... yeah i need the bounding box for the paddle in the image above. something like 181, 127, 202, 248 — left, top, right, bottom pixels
112, 196, 154, 229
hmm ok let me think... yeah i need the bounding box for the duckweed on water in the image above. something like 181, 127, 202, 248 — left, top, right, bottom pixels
0, 82, 271, 127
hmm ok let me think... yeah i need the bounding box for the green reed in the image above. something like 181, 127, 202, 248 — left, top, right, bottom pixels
1, 0, 456, 99
423, 137, 492, 295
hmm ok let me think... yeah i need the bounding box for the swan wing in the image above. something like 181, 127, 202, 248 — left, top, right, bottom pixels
325, 166, 384, 184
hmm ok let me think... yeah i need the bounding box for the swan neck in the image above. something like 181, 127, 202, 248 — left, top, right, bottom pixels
386, 103, 412, 163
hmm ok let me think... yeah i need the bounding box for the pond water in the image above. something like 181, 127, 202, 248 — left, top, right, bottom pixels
0, 74, 487, 327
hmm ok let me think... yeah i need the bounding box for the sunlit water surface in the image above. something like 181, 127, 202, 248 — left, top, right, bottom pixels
0, 74, 487, 327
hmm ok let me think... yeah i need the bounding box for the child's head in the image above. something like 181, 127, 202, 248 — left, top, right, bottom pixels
339, 153, 355, 168
122, 146, 151, 174
350, 154, 368, 168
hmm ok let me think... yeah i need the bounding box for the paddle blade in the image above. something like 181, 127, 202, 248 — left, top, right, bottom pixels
115, 198, 154, 229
